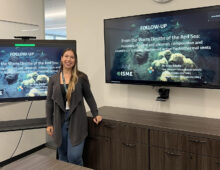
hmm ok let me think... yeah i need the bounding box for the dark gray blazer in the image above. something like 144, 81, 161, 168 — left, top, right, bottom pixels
46, 72, 98, 147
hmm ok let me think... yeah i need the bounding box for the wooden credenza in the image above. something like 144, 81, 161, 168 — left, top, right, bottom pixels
83, 106, 220, 170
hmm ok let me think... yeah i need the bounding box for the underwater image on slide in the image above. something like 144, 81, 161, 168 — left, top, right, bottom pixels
0, 47, 61, 99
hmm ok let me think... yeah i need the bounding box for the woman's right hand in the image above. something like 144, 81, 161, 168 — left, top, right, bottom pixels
46, 126, 54, 136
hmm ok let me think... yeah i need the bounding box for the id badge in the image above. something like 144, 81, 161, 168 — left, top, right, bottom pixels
66, 102, 70, 110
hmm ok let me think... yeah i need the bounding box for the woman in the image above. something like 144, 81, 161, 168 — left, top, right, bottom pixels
46, 48, 102, 166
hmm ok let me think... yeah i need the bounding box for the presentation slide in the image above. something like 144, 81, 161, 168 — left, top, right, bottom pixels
105, 8, 220, 85
0, 47, 61, 99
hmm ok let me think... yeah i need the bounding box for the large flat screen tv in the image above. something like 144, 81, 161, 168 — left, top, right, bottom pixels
0, 39, 76, 102
104, 5, 220, 89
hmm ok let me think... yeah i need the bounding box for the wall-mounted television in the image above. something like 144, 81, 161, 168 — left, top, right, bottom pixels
0, 39, 76, 102
104, 5, 220, 89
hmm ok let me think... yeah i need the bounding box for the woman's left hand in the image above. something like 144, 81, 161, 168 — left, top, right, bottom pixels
93, 115, 102, 125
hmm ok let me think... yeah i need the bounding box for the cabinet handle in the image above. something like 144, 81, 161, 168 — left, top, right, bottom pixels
164, 151, 182, 156
122, 142, 136, 148
105, 138, 110, 142
189, 139, 207, 144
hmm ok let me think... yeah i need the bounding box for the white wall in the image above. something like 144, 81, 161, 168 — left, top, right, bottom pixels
0, 0, 46, 163
0, 0, 45, 39
0, 129, 46, 162
66, 0, 220, 119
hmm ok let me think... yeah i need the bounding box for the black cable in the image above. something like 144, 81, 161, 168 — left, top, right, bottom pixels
25, 101, 33, 120
10, 131, 24, 158
10, 101, 33, 158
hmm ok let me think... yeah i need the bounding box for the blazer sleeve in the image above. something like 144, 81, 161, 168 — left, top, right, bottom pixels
46, 77, 54, 126
81, 75, 98, 118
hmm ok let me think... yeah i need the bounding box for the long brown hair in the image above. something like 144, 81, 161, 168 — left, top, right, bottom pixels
60, 48, 79, 105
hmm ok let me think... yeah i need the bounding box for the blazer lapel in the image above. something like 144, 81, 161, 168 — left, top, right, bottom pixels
66, 82, 82, 119
51, 72, 65, 112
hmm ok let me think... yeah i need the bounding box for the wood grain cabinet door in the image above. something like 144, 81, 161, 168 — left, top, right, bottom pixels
119, 123, 148, 145
188, 136, 220, 157
111, 141, 148, 170
150, 146, 196, 170
111, 123, 149, 170
83, 136, 111, 170
88, 118, 119, 139
150, 130, 187, 151
197, 155, 220, 170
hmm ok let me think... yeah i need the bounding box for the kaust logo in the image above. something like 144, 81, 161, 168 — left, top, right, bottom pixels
17, 86, 23, 92
117, 71, 133, 77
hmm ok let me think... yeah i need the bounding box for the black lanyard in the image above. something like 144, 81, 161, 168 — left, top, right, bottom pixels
62, 71, 68, 94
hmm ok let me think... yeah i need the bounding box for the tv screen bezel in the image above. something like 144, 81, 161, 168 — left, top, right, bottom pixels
104, 5, 220, 89
0, 39, 76, 102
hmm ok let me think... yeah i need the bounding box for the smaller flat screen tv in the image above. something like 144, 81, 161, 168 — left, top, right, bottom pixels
0, 39, 76, 102
104, 5, 220, 89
